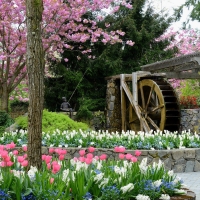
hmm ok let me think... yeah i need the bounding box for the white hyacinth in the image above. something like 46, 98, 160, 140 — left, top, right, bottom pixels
159, 194, 170, 200
167, 170, 174, 177
153, 179, 162, 188
99, 178, 109, 188
120, 183, 134, 194
135, 194, 150, 200
62, 169, 69, 182
27, 166, 38, 181
94, 172, 104, 183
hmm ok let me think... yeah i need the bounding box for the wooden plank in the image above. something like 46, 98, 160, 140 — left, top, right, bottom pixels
141, 52, 200, 72
120, 74, 127, 131
165, 72, 200, 79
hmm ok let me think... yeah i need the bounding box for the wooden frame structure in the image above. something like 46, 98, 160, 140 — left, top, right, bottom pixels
106, 52, 200, 132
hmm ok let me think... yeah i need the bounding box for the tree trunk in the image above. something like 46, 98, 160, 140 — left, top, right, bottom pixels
26, 0, 44, 169
0, 84, 9, 112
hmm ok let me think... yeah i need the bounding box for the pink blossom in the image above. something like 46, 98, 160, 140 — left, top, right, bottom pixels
131, 156, 137, 162
86, 153, 93, 159
50, 178, 54, 184
79, 156, 85, 162
49, 148, 55, 154
6, 161, 14, 167
52, 163, 61, 173
135, 150, 141, 157
21, 160, 28, 167
99, 154, 107, 160
42, 155, 47, 160
59, 155, 65, 161
85, 158, 93, 165
45, 155, 52, 164
119, 153, 125, 159
79, 149, 86, 157
17, 156, 25, 163
88, 147, 95, 153
125, 153, 132, 160
13, 150, 18, 155
47, 163, 51, 170
22, 146, 27, 151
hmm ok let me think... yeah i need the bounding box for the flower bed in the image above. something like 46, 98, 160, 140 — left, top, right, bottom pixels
0, 143, 194, 200
0, 129, 199, 199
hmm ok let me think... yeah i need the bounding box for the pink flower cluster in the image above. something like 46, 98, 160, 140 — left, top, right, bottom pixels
0, 142, 28, 167
114, 146, 141, 162
0, 143, 142, 175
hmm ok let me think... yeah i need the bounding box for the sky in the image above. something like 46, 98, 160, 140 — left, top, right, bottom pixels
152, 0, 200, 30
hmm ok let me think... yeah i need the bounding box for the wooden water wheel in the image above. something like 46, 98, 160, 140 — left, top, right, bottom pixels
127, 78, 180, 132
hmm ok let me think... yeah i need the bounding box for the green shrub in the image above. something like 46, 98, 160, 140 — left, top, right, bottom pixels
15, 109, 89, 133
0, 111, 14, 134
10, 100, 29, 112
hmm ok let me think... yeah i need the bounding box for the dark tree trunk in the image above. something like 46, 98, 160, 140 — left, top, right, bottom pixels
0, 84, 9, 112
26, 0, 44, 169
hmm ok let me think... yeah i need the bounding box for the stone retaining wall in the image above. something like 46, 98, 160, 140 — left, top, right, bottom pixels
180, 109, 200, 133
38, 147, 200, 173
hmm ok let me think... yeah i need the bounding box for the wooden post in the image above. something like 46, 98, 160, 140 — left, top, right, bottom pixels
120, 74, 126, 131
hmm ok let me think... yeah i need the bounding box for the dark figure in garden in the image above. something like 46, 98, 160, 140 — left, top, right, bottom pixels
60, 97, 73, 117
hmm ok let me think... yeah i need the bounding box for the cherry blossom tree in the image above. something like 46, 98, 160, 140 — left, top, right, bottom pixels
0, 0, 132, 112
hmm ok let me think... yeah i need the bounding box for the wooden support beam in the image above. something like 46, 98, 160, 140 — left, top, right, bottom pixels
141, 52, 200, 72
120, 74, 127, 131
165, 72, 200, 79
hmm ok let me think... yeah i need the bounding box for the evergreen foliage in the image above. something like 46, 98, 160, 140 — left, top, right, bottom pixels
44, 0, 175, 117
0, 111, 14, 134
15, 110, 89, 133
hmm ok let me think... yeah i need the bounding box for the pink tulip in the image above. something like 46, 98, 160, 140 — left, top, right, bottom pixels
114, 146, 125, 153
50, 178, 54, 184
9, 142, 16, 149
1, 151, 8, 159
125, 153, 132, 160
55, 148, 62, 155
0, 161, 6, 167
131, 156, 137, 162
23, 154, 28, 159
6, 161, 14, 167
49, 148, 55, 154
52, 163, 61, 173
59, 155, 65, 161
47, 163, 51, 170
119, 153, 125, 159
86, 153, 93, 159
42, 155, 47, 160
94, 156, 99, 160
22, 146, 27, 151
4, 155, 11, 162
45, 155, 52, 164
21, 160, 28, 167
12, 150, 18, 155
85, 158, 92, 165
79, 149, 86, 156
135, 150, 141, 157
60, 149, 67, 155
79, 156, 85, 162
88, 147, 95, 153
99, 154, 107, 160
17, 156, 25, 163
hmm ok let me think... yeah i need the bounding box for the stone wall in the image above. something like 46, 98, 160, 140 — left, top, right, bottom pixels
105, 78, 121, 132
180, 109, 200, 133
39, 147, 200, 173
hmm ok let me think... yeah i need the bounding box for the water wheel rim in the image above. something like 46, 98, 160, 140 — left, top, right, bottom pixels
129, 79, 166, 132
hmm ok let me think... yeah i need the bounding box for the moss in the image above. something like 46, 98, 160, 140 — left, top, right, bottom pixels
15, 109, 89, 133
